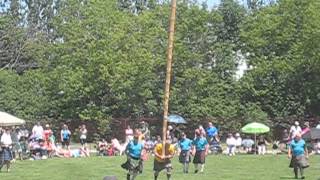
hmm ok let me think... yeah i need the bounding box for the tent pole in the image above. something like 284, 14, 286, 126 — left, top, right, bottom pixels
255, 133, 257, 155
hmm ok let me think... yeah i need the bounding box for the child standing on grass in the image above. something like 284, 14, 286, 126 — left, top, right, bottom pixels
288, 133, 309, 179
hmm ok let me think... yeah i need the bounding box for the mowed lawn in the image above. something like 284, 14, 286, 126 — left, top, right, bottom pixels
1, 155, 320, 180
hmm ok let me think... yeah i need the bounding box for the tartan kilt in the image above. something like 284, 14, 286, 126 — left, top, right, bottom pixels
153, 159, 172, 172
193, 150, 205, 164
121, 156, 142, 173
0, 147, 13, 162
179, 150, 191, 163
289, 155, 309, 169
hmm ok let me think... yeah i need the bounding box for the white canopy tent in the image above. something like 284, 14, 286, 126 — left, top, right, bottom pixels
0, 111, 26, 126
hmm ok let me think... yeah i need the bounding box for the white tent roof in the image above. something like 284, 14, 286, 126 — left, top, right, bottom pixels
0, 111, 26, 126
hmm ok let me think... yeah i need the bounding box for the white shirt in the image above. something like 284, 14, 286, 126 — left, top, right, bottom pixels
235, 137, 242, 146
290, 125, 302, 138
226, 137, 236, 146
80, 129, 87, 139
32, 125, 44, 138
1, 132, 12, 145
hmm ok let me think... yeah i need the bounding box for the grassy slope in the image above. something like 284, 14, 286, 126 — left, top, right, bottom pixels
1, 155, 319, 180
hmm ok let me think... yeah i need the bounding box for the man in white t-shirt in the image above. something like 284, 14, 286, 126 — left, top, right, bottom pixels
289, 121, 302, 139
32, 122, 44, 139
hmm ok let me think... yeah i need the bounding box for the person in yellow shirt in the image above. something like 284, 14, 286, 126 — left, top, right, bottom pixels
153, 138, 175, 180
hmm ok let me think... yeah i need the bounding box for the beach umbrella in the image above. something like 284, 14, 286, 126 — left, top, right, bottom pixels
241, 122, 270, 154
302, 128, 320, 141
0, 111, 26, 126
167, 114, 187, 124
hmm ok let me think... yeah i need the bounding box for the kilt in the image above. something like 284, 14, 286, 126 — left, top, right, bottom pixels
153, 159, 172, 173
179, 150, 191, 163
289, 155, 309, 169
193, 150, 205, 164
0, 147, 13, 162
121, 156, 142, 173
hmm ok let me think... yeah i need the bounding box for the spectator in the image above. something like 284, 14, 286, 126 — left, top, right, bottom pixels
280, 129, 290, 151
139, 121, 150, 140
301, 122, 310, 136
0, 127, 13, 172
19, 125, 29, 140
234, 133, 242, 153
242, 136, 254, 153
206, 122, 218, 143
79, 124, 88, 148
290, 121, 302, 139
257, 135, 268, 155
125, 125, 134, 143
32, 122, 44, 139
226, 133, 236, 156
60, 124, 71, 149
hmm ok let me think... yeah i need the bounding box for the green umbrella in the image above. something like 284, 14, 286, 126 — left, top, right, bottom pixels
241, 122, 270, 154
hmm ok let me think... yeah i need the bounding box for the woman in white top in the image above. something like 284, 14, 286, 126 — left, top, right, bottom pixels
0, 128, 13, 172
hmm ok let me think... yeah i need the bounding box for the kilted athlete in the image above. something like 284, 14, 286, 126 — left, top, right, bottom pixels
288, 133, 309, 179
192, 129, 209, 173
0, 128, 13, 172
121, 133, 144, 180
178, 132, 192, 173
153, 138, 175, 180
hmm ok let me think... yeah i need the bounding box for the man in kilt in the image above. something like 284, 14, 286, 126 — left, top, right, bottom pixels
288, 133, 309, 179
121, 133, 144, 180
0, 127, 13, 172
153, 137, 175, 180
192, 129, 209, 173
178, 132, 192, 173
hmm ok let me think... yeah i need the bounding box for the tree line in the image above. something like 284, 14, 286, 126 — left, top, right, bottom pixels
0, 0, 319, 135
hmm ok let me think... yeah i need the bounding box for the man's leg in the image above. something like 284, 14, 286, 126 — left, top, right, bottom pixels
200, 163, 205, 173
154, 171, 159, 180
184, 162, 189, 173
299, 167, 304, 179
166, 167, 172, 180
194, 163, 199, 173
293, 167, 298, 179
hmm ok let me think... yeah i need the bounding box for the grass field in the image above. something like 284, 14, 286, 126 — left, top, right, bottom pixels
1, 155, 320, 180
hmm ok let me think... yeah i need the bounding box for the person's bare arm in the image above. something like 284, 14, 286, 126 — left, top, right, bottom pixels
288, 146, 292, 159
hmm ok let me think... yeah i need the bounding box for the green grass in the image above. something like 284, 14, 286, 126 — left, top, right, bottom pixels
1, 155, 320, 180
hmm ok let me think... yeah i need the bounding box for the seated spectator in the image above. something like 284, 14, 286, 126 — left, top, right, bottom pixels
98, 139, 108, 156
226, 133, 236, 156
242, 136, 254, 153
111, 138, 125, 156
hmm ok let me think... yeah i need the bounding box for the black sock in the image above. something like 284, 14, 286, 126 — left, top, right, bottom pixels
167, 174, 171, 180
127, 174, 130, 180
154, 175, 158, 180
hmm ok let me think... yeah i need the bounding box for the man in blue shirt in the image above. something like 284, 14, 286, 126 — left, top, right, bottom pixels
122, 133, 144, 180
288, 133, 309, 179
192, 129, 209, 173
206, 122, 218, 143
178, 132, 192, 173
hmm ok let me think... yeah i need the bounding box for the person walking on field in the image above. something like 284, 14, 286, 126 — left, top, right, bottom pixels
153, 137, 175, 180
178, 132, 192, 173
121, 133, 144, 180
288, 133, 309, 179
61, 124, 71, 149
192, 129, 209, 173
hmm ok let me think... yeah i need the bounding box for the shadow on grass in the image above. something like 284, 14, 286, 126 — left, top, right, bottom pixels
279, 176, 296, 179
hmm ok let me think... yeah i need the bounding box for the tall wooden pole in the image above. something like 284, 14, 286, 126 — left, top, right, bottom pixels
162, 0, 177, 156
